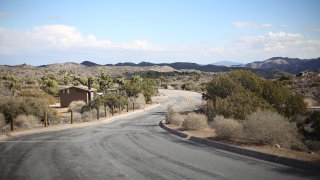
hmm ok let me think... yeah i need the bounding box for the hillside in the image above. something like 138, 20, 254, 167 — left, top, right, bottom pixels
245, 57, 320, 74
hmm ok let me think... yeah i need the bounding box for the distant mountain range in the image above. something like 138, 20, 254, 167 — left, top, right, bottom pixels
81, 61, 229, 72
245, 57, 320, 74
211, 61, 243, 67
81, 57, 320, 74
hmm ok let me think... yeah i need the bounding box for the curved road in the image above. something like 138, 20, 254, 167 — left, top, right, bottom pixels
0, 89, 318, 180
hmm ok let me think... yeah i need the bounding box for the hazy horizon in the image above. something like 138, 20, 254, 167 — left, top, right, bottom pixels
1, 0, 320, 66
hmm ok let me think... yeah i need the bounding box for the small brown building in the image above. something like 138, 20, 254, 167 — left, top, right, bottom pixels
60, 86, 97, 108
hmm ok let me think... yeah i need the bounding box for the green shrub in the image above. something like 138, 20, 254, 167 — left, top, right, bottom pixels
215, 91, 271, 120
182, 113, 207, 130
14, 114, 40, 129
211, 116, 243, 140
243, 110, 303, 149
0, 97, 58, 123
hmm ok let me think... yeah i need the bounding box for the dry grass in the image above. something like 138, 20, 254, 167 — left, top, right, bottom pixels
165, 105, 178, 124
182, 113, 207, 131
211, 116, 243, 140
81, 110, 96, 122
14, 114, 40, 129
244, 110, 305, 150
68, 101, 86, 113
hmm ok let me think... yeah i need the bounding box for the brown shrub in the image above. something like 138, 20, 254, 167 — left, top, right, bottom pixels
170, 113, 186, 126
68, 101, 86, 113
81, 110, 96, 122
243, 110, 304, 149
211, 116, 243, 140
165, 105, 178, 124
14, 114, 40, 129
182, 113, 207, 130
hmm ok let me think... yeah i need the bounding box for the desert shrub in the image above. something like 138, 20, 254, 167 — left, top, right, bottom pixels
205, 74, 241, 101
14, 114, 40, 129
17, 88, 56, 104
215, 91, 271, 120
68, 101, 86, 113
229, 70, 263, 95
305, 140, 320, 152
81, 110, 96, 122
133, 94, 146, 109
243, 110, 303, 149
170, 113, 185, 126
0, 113, 5, 128
212, 116, 243, 140
182, 113, 207, 130
181, 82, 200, 92
142, 78, 158, 104
165, 105, 178, 124
0, 97, 57, 122
72, 112, 83, 123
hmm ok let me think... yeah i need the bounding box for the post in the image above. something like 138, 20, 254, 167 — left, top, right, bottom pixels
104, 106, 107, 117
133, 102, 135, 111
127, 103, 129, 112
45, 111, 48, 127
119, 105, 121, 114
10, 119, 14, 132
70, 110, 73, 124
112, 106, 114, 116
97, 108, 99, 120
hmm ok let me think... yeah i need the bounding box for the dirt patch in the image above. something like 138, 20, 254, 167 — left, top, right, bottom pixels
164, 122, 320, 162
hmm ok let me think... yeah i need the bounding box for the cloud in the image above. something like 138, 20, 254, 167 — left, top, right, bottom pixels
0, 25, 319, 65
0, 24, 160, 54
232, 21, 273, 28
230, 32, 320, 60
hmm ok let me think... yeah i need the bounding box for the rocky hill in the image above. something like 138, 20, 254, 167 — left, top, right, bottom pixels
245, 57, 320, 74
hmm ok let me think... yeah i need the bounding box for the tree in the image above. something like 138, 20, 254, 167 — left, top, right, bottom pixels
142, 78, 158, 103
98, 73, 113, 93
205, 74, 240, 102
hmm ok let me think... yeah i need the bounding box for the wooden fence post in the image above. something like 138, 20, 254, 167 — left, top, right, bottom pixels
70, 110, 73, 124
10, 119, 14, 132
119, 105, 121, 114
127, 103, 129, 112
104, 106, 107, 117
45, 111, 48, 127
112, 106, 114, 116
97, 108, 99, 120
133, 102, 135, 111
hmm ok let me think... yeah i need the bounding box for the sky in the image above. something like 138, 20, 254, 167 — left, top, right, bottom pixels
0, 0, 320, 66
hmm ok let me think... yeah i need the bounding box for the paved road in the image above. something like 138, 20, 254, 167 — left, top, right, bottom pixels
0, 90, 319, 180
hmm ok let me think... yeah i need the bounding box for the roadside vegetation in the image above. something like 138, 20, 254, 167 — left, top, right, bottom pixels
0, 71, 158, 131
166, 70, 320, 153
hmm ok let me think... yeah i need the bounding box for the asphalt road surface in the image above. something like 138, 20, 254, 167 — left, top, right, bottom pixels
0, 89, 319, 180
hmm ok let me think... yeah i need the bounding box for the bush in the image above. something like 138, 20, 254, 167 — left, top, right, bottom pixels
215, 91, 271, 120
69, 101, 86, 113
182, 113, 207, 130
165, 105, 178, 124
0, 97, 57, 123
14, 114, 40, 129
81, 110, 96, 122
243, 110, 303, 149
212, 116, 243, 140
132, 94, 146, 109
170, 113, 185, 126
